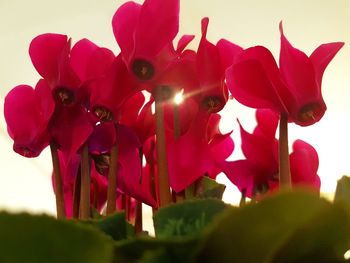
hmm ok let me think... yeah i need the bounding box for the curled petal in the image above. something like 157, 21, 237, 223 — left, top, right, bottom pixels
176, 35, 195, 53
279, 22, 318, 100
196, 17, 227, 113
310, 42, 345, 88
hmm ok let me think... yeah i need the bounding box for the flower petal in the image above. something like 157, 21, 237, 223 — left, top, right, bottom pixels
227, 46, 287, 112
135, 0, 179, 57
217, 38, 243, 70
29, 33, 68, 85
310, 42, 345, 88
112, 1, 141, 64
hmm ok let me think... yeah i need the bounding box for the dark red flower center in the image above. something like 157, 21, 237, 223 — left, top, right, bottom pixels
201, 96, 224, 113
53, 87, 75, 106
297, 103, 322, 123
132, 59, 155, 80
92, 154, 110, 176
93, 106, 114, 122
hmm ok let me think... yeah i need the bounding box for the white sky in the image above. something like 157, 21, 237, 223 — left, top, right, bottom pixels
0, 0, 349, 215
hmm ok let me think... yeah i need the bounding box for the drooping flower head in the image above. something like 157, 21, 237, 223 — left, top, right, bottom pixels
4, 80, 55, 157
227, 22, 344, 126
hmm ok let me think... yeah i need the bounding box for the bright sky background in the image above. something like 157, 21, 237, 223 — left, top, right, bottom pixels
0, 0, 349, 216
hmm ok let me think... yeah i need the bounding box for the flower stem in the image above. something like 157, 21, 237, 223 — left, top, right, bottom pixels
72, 169, 81, 219
80, 144, 91, 219
134, 201, 143, 234
50, 142, 66, 219
279, 112, 291, 188
154, 86, 172, 207
172, 104, 186, 202
107, 142, 118, 215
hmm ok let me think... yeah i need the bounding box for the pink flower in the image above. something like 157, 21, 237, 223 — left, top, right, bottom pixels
193, 18, 243, 113
4, 80, 55, 157
227, 22, 344, 126
221, 109, 320, 197
112, 0, 179, 82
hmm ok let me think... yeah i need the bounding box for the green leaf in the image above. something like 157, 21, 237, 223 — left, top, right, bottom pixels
114, 236, 200, 263
334, 175, 350, 205
184, 177, 226, 200
94, 212, 128, 241
197, 191, 350, 263
197, 176, 226, 199
0, 212, 114, 263
154, 199, 228, 238
271, 202, 350, 263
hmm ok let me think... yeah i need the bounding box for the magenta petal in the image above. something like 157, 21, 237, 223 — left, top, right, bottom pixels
209, 132, 234, 165
88, 123, 116, 155
239, 121, 278, 174
70, 38, 99, 81
196, 17, 226, 110
50, 105, 93, 160
228, 61, 282, 112
290, 140, 320, 191
90, 55, 139, 121
135, 0, 179, 57
310, 42, 345, 88
292, 139, 319, 173
217, 38, 243, 70
279, 22, 318, 100
115, 125, 156, 207
253, 109, 279, 139
112, 1, 141, 64
176, 35, 195, 53
167, 112, 214, 192
4, 81, 53, 157
221, 160, 255, 197
29, 34, 68, 85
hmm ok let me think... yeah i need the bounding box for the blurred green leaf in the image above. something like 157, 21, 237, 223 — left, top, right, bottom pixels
0, 212, 114, 263
94, 212, 128, 241
114, 236, 200, 263
154, 199, 228, 238
334, 176, 350, 205
197, 176, 226, 199
196, 191, 350, 263
271, 202, 350, 263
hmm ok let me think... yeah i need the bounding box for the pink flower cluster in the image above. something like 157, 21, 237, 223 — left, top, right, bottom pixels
4, 0, 344, 216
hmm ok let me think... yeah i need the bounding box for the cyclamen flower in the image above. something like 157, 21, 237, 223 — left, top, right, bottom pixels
221, 110, 320, 198
227, 22, 344, 126
112, 0, 179, 80
4, 80, 55, 157
192, 18, 243, 113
